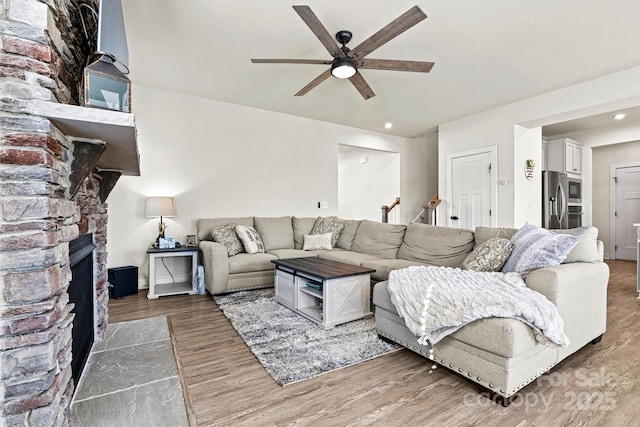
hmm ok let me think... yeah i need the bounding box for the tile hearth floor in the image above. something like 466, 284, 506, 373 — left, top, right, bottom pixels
70, 316, 189, 427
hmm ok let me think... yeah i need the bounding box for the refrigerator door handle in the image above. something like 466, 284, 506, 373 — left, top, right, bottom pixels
558, 182, 567, 224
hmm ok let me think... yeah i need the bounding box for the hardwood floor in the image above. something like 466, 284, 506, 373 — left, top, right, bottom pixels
108, 260, 639, 426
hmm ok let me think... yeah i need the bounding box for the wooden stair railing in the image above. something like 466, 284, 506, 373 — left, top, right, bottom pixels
381, 197, 400, 223
412, 195, 441, 224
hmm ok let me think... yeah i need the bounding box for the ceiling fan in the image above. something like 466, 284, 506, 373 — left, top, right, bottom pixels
251, 5, 434, 100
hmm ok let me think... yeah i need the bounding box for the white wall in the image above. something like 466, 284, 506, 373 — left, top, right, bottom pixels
410, 132, 439, 222
513, 126, 543, 226
106, 85, 433, 286
338, 147, 400, 222
437, 66, 640, 227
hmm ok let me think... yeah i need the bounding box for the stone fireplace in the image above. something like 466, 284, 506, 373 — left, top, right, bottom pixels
0, 0, 138, 424
67, 232, 96, 387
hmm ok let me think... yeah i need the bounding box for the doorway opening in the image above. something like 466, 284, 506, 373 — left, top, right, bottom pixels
609, 162, 640, 260
338, 145, 400, 223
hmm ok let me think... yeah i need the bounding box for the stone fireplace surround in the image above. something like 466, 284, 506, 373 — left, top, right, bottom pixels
1, 0, 138, 424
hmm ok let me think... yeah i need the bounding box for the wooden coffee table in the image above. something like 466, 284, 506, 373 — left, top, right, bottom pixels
271, 257, 375, 329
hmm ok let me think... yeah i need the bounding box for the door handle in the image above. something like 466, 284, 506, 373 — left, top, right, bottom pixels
450, 216, 459, 220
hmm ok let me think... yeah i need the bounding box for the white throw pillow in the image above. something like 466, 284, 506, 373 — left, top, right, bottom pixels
303, 233, 333, 251
555, 226, 600, 263
235, 225, 265, 254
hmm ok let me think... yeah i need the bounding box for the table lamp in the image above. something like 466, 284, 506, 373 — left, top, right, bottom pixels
145, 197, 176, 245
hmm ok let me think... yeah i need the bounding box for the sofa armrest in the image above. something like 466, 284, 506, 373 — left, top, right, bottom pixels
199, 241, 230, 294
525, 262, 609, 355
525, 262, 609, 305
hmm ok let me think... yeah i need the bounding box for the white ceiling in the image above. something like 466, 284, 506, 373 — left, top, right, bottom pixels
542, 105, 640, 137
120, 0, 640, 138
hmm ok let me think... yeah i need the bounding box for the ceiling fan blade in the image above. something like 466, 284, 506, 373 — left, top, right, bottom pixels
294, 69, 332, 96
292, 5, 345, 58
251, 59, 333, 65
350, 6, 427, 59
349, 72, 375, 100
359, 58, 435, 73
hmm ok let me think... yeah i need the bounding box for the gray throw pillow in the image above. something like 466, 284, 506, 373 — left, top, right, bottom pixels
311, 217, 344, 247
462, 238, 513, 272
502, 223, 580, 277
211, 223, 244, 256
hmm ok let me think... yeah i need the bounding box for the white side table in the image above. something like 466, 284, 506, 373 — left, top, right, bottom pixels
147, 247, 198, 299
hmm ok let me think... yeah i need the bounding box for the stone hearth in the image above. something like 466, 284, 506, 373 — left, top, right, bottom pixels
1, 0, 138, 425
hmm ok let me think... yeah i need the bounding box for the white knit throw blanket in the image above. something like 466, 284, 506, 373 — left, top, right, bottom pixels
388, 266, 569, 348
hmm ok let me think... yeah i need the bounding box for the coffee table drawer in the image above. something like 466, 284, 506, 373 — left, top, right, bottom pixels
275, 269, 296, 309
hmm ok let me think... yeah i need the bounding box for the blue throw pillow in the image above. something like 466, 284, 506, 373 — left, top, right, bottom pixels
502, 223, 580, 276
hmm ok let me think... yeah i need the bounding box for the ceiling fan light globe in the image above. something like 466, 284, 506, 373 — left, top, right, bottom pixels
331, 57, 357, 79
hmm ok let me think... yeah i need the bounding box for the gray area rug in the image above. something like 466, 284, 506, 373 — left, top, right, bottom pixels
214, 288, 399, 386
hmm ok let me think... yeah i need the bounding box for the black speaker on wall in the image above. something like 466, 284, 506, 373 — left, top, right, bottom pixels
108, 265, 138, 298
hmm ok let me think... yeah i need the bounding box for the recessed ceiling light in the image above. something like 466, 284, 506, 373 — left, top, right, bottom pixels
384, 122, 393, 129
613, 113, 626, 120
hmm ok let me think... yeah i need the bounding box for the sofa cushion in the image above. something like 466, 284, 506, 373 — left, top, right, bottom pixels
462, 238, 513, 272
235, 225, 265, 254
311, 217, 344, 247
228, 252, 278, 274
254, 216, 294, 251
317, 249, 382, 266
197, 217, 254, 241
555, 226, 601, 263
474, 226, 518, 247
502, 223, 580, 276
373, 281, 537, 358
333, 218, 362, 250
442, 317, 538, 358
351, 220, 406, 259
397, 223, 474, 267
211, 223, 244, 256
362, 259, 427, 282
292, 217, 317, 249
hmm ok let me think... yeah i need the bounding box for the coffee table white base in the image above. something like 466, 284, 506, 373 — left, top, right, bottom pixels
275, 268, 372, 329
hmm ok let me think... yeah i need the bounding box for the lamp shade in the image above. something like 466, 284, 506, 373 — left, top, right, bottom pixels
145, 197, 176, 218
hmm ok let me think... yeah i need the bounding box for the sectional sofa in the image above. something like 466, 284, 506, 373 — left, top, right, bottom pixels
196, 216, 609, 404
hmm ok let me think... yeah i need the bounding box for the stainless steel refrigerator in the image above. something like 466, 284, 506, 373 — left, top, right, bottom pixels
542, 171, 568, 229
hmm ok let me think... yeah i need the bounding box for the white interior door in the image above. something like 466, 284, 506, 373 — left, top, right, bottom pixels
612, 164, 640, 260
450, 151, 492, 229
